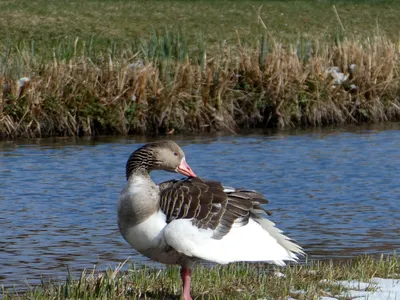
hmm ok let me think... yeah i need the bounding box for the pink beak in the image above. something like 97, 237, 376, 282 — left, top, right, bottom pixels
176, 158, 196, 178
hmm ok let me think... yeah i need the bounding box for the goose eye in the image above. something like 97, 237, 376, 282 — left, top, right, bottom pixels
173, 152, 178, 156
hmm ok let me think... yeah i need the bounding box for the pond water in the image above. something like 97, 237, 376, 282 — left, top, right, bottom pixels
1, 124, 400, 290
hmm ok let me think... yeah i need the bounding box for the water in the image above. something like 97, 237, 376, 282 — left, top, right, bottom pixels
1, 124, 400, 290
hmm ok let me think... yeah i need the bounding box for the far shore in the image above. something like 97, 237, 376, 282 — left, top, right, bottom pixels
2, 1, 400, 139
2, 33, 400, 139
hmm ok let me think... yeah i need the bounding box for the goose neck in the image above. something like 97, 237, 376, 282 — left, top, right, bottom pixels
126, 148, 157, 180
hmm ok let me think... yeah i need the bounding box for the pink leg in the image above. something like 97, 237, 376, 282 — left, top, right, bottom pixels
180, 267, 193, 300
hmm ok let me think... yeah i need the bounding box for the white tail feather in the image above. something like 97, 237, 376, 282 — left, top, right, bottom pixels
253, 217, 305, 258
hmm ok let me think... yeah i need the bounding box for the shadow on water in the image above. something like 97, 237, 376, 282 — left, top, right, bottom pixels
1, 122, 400, 290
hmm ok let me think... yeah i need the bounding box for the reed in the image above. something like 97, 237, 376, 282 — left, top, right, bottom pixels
1, 31, 400, 138
2, 255, 399, 299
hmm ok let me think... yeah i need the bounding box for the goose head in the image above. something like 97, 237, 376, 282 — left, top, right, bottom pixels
126, 141, 196, 179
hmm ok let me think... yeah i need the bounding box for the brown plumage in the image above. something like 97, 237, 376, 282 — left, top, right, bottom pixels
159, 177, 271, 240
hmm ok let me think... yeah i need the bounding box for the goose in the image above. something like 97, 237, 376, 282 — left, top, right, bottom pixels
117, 140, 304, 300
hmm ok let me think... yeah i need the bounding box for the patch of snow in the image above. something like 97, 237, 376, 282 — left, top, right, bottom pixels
290, 289, 306, 295
327, 67, 349, 85
18, 77, 30, 87
322, 278, 400, 300
274, 271, 286, 278
349, 63, 357, 73
259, 277, 400, 300
336, 279, 371, 290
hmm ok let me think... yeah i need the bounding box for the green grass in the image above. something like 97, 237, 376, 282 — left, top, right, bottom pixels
2, 255, 399, 299
1, 0, 400, 53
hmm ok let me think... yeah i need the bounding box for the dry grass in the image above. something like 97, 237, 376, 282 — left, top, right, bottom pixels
1, 31, 400, 138
2, 255, 399, 299
2, 0, 400, 137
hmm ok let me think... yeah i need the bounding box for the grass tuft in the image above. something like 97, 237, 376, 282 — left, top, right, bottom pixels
2, 255, 399, 299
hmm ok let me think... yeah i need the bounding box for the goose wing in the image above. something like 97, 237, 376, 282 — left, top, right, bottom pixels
159, 177, 269, 239
159, 177, 303, 265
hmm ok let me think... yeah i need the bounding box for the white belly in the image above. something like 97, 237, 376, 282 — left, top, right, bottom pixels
122, 210, 184, 265
123, 210, 167, 252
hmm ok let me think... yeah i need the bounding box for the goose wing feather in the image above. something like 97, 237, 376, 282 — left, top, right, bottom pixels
159, 177, 270, 239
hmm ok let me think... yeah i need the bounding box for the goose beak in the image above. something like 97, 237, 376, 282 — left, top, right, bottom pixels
176, 158, 196, 178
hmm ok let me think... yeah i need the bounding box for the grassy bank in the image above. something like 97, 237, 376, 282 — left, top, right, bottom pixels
2, 255, 399, 299
2, 33, 400, 138
2, 0, 400, 50
1, 1, 400, 138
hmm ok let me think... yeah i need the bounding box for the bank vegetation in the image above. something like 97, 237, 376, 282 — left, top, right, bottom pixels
1, 32, 400, 138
